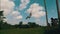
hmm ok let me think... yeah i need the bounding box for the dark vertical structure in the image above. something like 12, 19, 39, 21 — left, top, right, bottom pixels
44, 0, 49, 26
44, 0, 51, 30
0, 11, 3, 29
56, 0, 60, 28
0, 11, 3, 21
0, 11, 3, 16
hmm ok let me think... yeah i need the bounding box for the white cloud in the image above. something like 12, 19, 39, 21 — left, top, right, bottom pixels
11, 11, 22, 19
35, 19, 47, 26
16, 16, 22, 19
0, 0, 22, 25
27, 3, 45, 18
26, 3, 46, 26
19, 0, 30, 10
6, 10, 22, 25
12, 11, 20, 16
3, 19, 7, 22
0, 0, 15, 16
0, 0, 46, 26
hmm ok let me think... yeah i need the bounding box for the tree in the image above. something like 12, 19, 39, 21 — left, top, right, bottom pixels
56, 0, 60, 28
51, 18, 58, 28
26, 12, 32, 19
0, 11, 8, 29
28, 22, 39, 28
18, 21, 23, 28
19, 21, 23, 25
0, 11, 4, 29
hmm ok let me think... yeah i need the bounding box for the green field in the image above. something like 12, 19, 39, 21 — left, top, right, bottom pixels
0, 27, 46, 34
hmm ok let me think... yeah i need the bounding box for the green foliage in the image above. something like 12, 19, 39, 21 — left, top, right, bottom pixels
28, 22, 40, 28
0, 11, 3, 16
19, 21, 23, 25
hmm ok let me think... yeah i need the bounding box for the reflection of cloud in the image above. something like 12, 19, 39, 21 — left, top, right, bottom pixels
27, 3, 45, 18
19, 0, 30, 10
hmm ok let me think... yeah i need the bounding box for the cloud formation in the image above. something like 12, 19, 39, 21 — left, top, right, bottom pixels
27, 3, 45, 18
0, 0, 46, 25
12, 11, 22, 19
19, 0, 30, 10
0, 0, 15, 16
0, 0, 22, 25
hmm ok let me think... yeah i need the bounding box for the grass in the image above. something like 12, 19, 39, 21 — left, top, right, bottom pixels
0, 27, 46, 34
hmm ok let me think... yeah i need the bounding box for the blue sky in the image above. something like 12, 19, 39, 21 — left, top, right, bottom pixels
0, 0, 60, 26
13, 0, 46, 26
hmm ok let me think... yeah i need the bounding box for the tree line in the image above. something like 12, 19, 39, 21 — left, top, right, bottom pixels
0, 11, 59, 30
